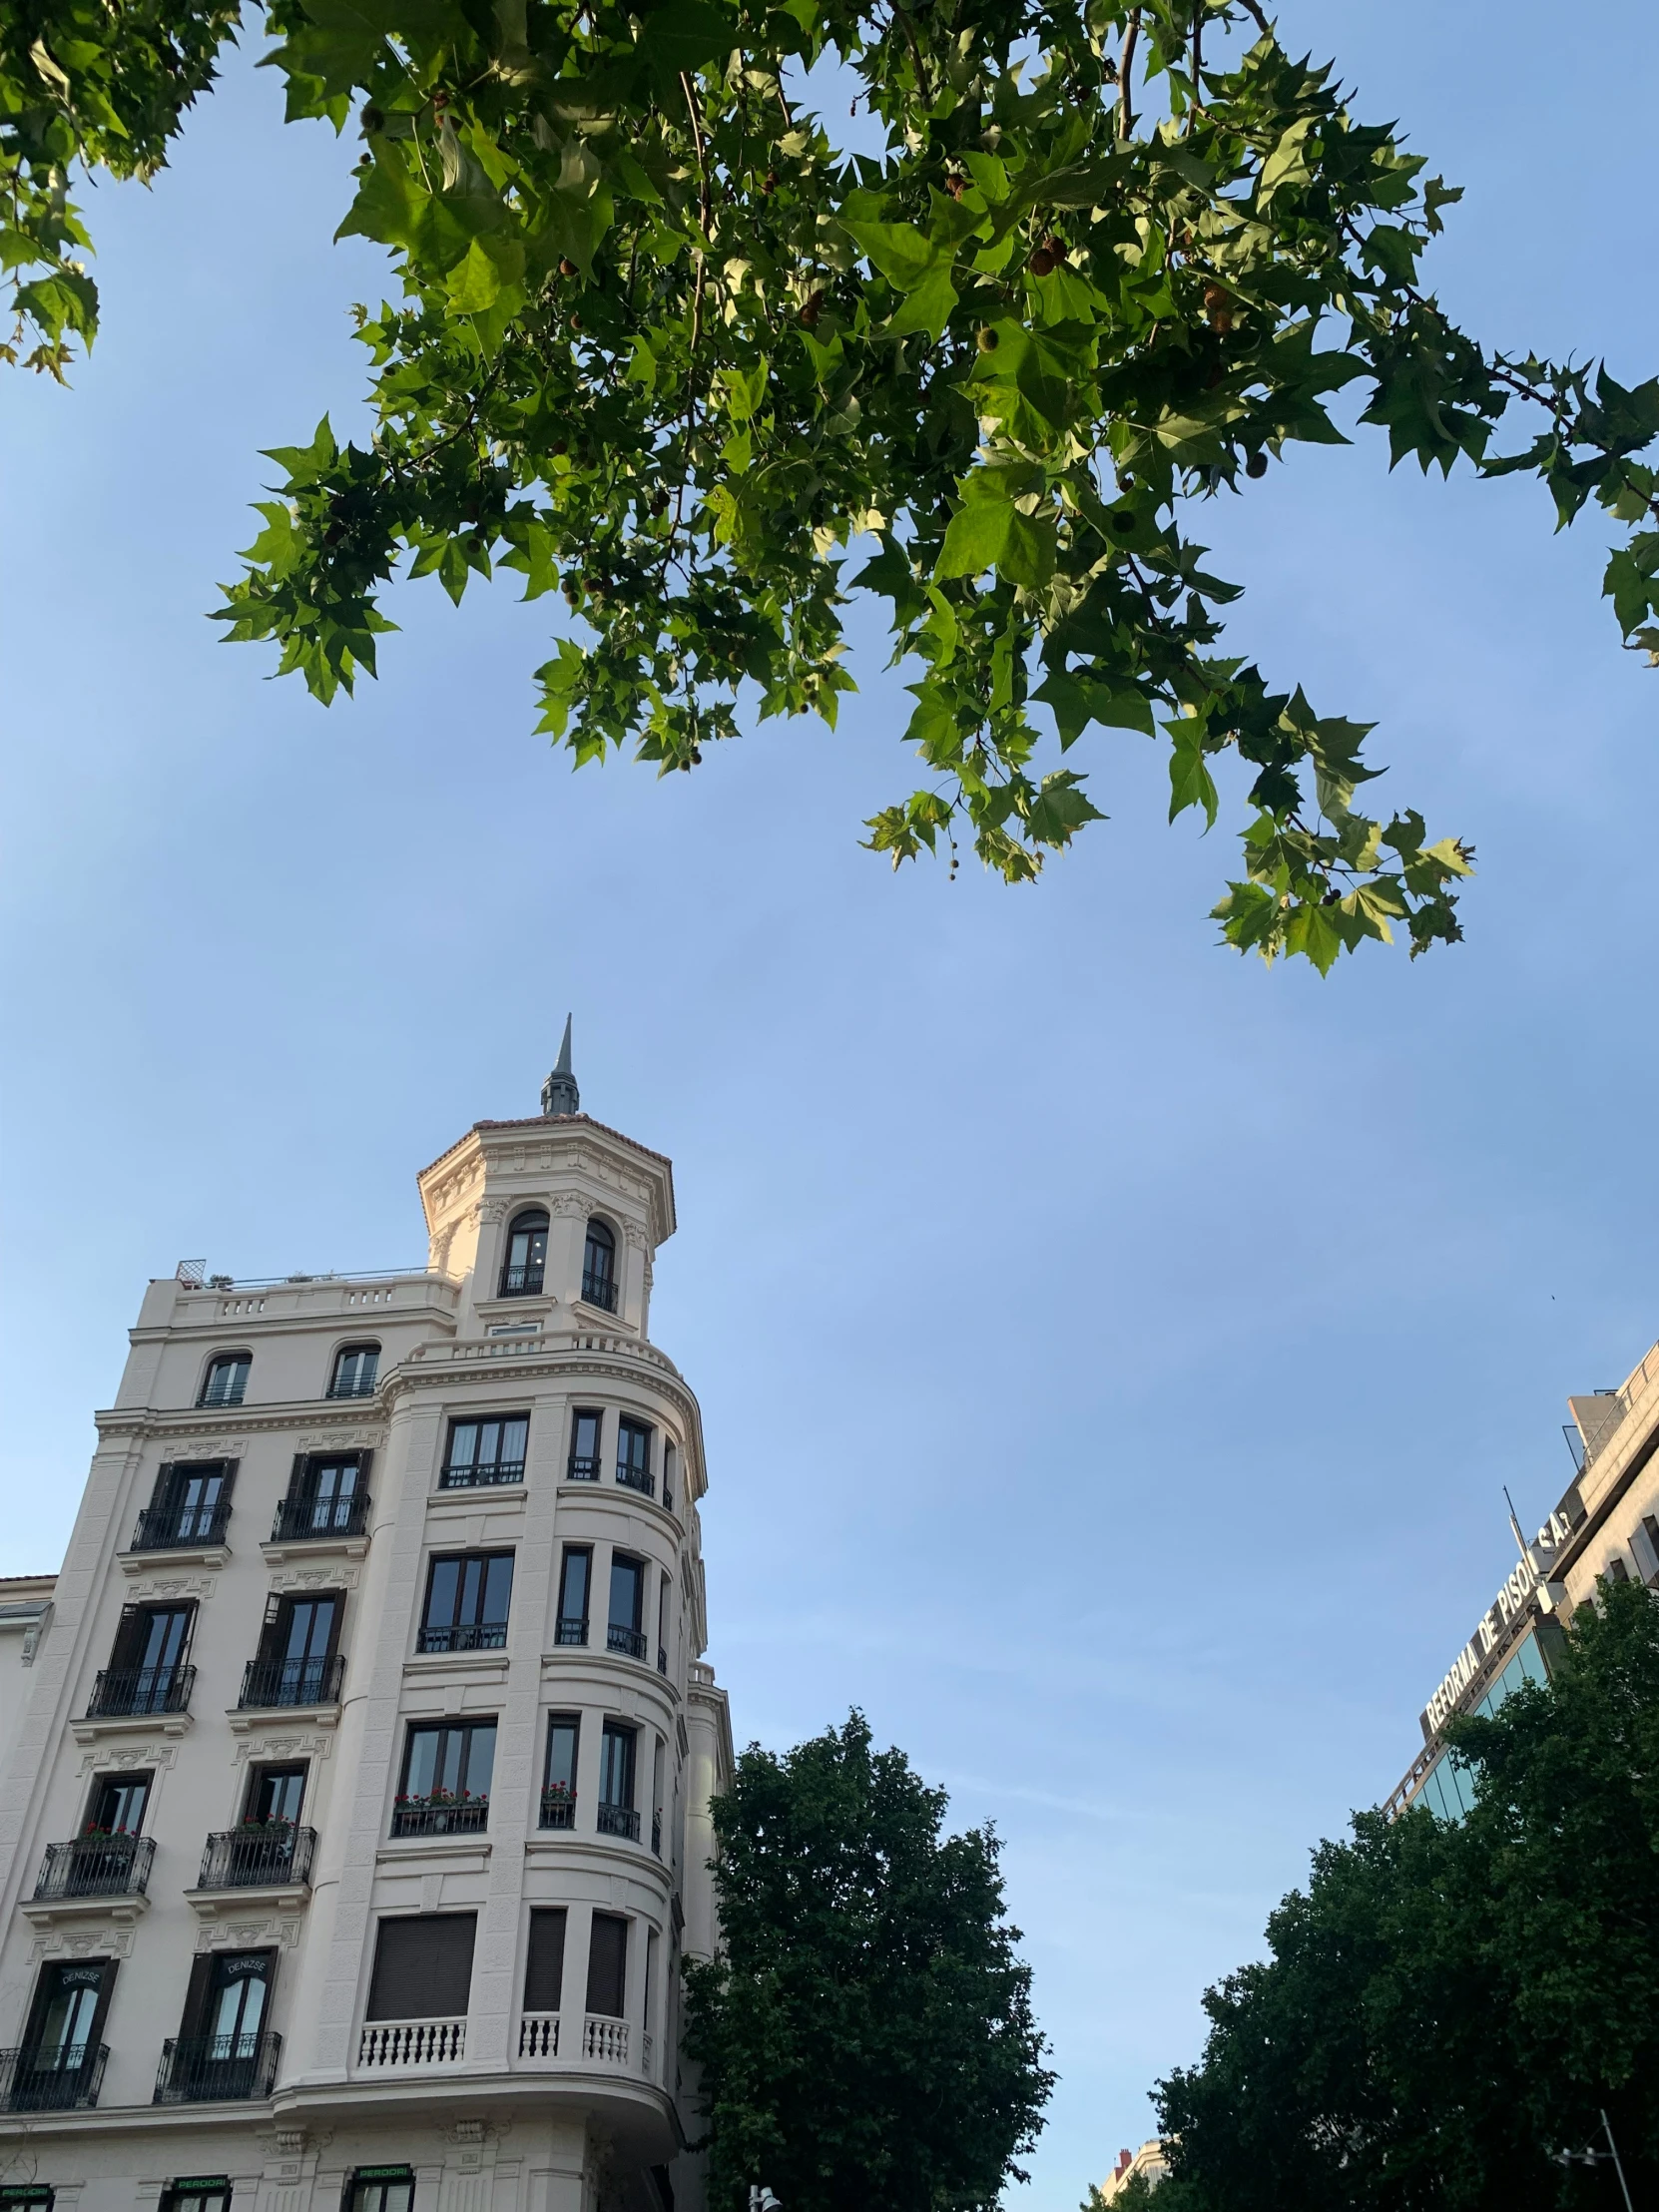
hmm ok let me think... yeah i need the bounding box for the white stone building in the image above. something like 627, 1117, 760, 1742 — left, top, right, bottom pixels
0, 1034, 733, 2212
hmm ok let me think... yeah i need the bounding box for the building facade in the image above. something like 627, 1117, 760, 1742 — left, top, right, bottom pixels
0, 1043, 733, 2212
1386, 1334, 1659, 1821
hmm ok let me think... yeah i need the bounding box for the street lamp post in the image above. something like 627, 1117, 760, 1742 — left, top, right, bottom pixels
1551, 2108, 1633, 2212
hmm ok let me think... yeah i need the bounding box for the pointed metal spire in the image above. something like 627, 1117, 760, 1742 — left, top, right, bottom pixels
541, 1014, 580, 1117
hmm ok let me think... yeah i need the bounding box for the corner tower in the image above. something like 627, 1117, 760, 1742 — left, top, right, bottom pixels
0, 1047, 732, 2212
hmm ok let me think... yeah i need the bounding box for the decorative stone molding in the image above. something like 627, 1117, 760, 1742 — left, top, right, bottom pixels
122, 1571, 219, 1602
267, 1562, 363, 1595
479, 1198, 509, 1226
31, 1924, 137, 1962
193, 1914, 304, 1952
548, 1193, 587, 1217
75, 1741, 179, 1778
231, 1729, 333, 1769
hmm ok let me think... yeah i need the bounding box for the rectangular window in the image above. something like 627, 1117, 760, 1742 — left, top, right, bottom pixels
245, 1763, 306, 1827
1642, 1514, 1659, 1581
616, 1419, 653, 1497
568, 1406, 603, 1481
442, 1414, 529, 1488
87, 1770, 152, 1837
663, 1439, 678, 1512
17, 1960, 115, 2108
329, 1344, 380, 1399
542, 1713, 579, 1827
243, 1592, 342, 1709
136, 1460, 234, 1550
419, 1552, 514, 1653
656, 1575, 671, 1677
346, 2173, 414, 2212
585, 1913, 628, 2018
1606, 1554, 1630, 1583
524, 1908, 568, 2013
0, 2191, 54, 2210
160, 1950, 276, 2102
275, 1451, 370, 1541
557, 1547, 591, 1645
599, 1721, 637, 1836
365, 1916, 476, 2021
607, 1554, 646, 1660
161, 2183, 232, 2212
97, 1602, 195, 1716
393, 1721, 496, 1835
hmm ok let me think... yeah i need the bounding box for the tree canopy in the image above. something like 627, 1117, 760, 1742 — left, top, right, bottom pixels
682, 1710, 1053, 2212
1142, 1578, 1659, 2209
6, 0, 1659, 964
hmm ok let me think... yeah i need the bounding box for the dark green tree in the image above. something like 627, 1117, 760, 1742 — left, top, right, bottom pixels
682, 1710, 1053, 2212
7, 0, 1659, 959
1151, 1578, 1659, 2209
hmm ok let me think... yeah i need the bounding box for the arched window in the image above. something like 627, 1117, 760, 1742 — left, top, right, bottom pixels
581, 1218, 617, 1312
199, 1353, 251, 1408
329, 1343, 380, 1399
499, 1209, 548, 1298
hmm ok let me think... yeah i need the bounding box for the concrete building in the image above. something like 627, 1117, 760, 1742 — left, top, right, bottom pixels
1386, 1334, 1659, 1821
0, 1033, 733, 2212
1098, 2140, 1168, 2200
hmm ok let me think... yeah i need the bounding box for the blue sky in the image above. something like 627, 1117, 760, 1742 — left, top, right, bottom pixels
3, 1, 1657, 2195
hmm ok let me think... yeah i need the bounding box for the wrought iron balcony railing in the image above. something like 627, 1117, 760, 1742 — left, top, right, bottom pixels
389, 1795, 489, 1839
271, 1491, 370, 1542
130, 1498, 231, 1551
615, 1463, 654, 1499
566, 1454, 601, 1482
539, 1788, 576, 1830
500, 1265, 545, 1298
155, 2030, 281, 2104
417, 1622, 507, 1654
86, 1664, 194, 1720
439, 1460, 525, 1489
238, 1653, 344, 1710
556, 1615, 588, 1646
0, 2042, 108, 2111
596, 1802, 640, 1841
34, 1832, 154, 1903
580, 1270, 617, 1313
607, 1625, 648, 1661
197, 1824, 315, 1892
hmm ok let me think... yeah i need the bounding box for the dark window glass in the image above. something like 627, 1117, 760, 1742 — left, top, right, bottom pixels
616, 1419, 652, 1494
365, 1916, 476, 2020
0, 2192, 53, 2209
542, 1713, 579, 1826
397, 1721, 496, 1815
557, 1547, 591, 1643
586, 1914, 628, 2017
160, 2184, 232, 2212
329, 1344, 379, 1398
419, 1552, 514, 1652
582, 1219, 616, 1309
607, 1554, 646, 1657
347, 2175, 414, 2212
25, 1960, 112, 2070
199, 1355, 251, 1408
524, 1908, 567, 2012
568, 1406, 603, 1480
299, 1456, 362, 1531
246, 1764, 306, 1826
104, 1602, 194, 1712
347, 2174, 414, 2212
87, 1771, 151, 1837
202, 1953, 272, 2055
442, 1416, 529, 1487
1606, 1554, 1630, 1583
145, 1461, 232, 1544
500, 1210, 549, 1298
600, 1722, 636, 1811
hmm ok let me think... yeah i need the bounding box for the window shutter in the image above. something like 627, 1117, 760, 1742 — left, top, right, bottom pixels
221, 1458, 240, 1498
523, 1910, 567, 2012
356, 1449, 374, 1488
150, 1461, 177, 1511
585, 1914, 628, 2017
365, 1915, 476, 2021
287, 1453, 310, 1504
178, 1951, 217, 2038
108, 1604, 143, 1672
